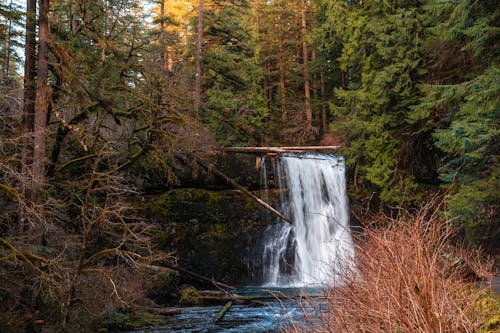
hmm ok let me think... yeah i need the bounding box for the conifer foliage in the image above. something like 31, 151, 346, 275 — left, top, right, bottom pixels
0, 0, 498, 330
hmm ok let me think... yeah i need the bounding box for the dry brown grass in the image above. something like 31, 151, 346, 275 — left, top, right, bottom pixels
287, 201, 495, 333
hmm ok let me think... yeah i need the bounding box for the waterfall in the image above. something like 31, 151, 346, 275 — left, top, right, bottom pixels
261, 153, 354, 287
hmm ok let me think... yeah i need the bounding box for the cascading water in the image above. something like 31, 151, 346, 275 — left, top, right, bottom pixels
261, 153, 354, 287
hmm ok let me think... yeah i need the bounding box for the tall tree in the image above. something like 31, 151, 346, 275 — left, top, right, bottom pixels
194, 0, 203, 113
21, 0, 37, 224
331, 0, 431, 204
0, 1, 17, 83
301, 0, 312, 126
200, 0, 267, 145
416, 0, 499, 247
160, 0, 167, 71
33, 0, 49, 189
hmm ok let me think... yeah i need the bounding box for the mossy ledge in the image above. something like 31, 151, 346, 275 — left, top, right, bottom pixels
146, 188, 279, 284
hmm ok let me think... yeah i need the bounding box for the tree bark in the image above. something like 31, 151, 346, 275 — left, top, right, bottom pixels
2, 1, 14, 84
277, 15, 286, 122
216, 301, 233, 322
20, 0, 37, 230
301, 0, 312, 125
320, 65, 328, 133
162, 263, 235, 290
160, 0, 167, 72
194, 0, 204, 113
221, 146, 340, 154
33, 0, 49, 190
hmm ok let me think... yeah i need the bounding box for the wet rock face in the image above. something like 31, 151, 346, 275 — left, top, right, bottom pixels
147, 188, 278, 285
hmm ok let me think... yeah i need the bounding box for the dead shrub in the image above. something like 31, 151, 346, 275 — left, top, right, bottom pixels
287, 200, 495, 333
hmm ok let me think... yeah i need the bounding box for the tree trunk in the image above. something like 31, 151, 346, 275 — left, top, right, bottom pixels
194, 0, 204, 113
2, 1, 14, 83
33, 0, 49, 190
268, 63, 273, 109
262, 62, 269, 108
277, 16, 286, 122
301, 0, 312, 125
160, 0, 167, 72
320, 65, 328, 133
20, 0, 37, 230
311, 48, 318, 125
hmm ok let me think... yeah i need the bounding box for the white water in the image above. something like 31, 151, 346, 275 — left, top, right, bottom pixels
261, 154, 354, 287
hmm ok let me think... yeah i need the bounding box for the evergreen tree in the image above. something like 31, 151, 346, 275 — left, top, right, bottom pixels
200, 0, 268, 145
331, 0, 432, 204
0, 1, 23, 85
417, 0, 499, 247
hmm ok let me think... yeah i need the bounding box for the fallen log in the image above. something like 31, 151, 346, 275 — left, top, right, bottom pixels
198, 290, 326, 305
166, 263, 236, 290
216, 301, 233, 322
126, 305, 182, 316
221, 146, 340, 154
140, 263, 235, 290
175, 152, 291, 224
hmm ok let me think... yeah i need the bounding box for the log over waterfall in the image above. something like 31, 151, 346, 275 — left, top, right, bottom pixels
221, 146, 341, 154
175, 152, 291, 223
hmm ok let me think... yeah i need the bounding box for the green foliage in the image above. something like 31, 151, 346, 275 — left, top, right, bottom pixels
416, 0, 499, 247
320, 0, 498, 248
201, 1, 268, 145
475, 293, 500, 333
0, 0, 23, 83
330, 0, 432, 204
433, 67, 499, 247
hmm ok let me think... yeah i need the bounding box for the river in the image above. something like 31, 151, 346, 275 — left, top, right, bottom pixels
119, 287, 327, 333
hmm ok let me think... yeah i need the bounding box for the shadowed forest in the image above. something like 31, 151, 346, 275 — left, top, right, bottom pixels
0, 0, 498, 332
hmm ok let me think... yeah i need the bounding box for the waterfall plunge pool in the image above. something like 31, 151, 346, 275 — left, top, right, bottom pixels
117, 287, 329, 333
119, 153, 353, 332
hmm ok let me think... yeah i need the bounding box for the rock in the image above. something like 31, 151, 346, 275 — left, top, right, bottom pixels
144, 267, 179, 305
179, 286, 203, 306
145, 188, 279, 284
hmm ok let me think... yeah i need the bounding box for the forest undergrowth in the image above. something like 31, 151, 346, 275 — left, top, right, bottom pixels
286, 199, 499, 333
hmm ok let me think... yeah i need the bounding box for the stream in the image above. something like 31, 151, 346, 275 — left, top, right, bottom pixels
119, 287, 326, 333
120, 153, 349, 332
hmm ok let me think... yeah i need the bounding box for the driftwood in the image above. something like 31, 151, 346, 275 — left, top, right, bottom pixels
221, 146, 340, 154
216, 301, 233, 322
198, 290, 325, 305
175, 152, 291, 224
131, 306, 182, 316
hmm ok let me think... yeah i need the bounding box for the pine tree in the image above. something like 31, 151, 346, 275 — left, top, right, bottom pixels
200, 0, 268, 145
331, 0, 431, 204
417, 0, 499, 247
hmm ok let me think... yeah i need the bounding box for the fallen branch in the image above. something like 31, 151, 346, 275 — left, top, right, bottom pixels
216, 301, 233, 322
198, 290, 326, 305
175, 153, 291, 224
163, 262, 236, 290
127, 305, 182, 316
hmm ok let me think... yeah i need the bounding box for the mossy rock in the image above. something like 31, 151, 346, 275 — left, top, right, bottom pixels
146, 268, 180, 305
476, 293, 500, 333
105, 310, 165, 330
179, 286, 203, 306
147, 188, 265, 224
480, 314, 500, 333
145, 188, 279, 284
